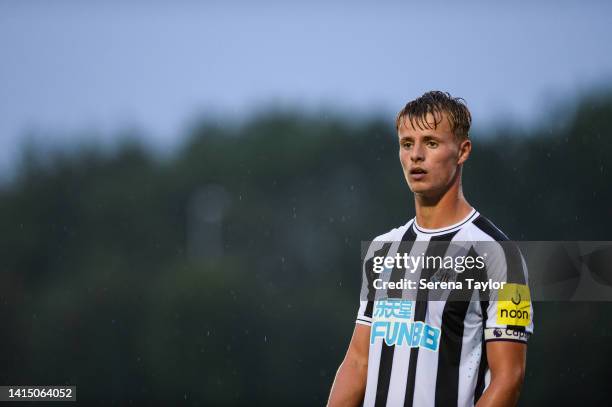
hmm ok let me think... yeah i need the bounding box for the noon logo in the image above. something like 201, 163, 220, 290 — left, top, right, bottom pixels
496, 283, 531, 326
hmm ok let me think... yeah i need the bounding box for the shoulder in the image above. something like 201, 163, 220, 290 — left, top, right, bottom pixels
371, 219, 414, 243
466, 214, 527, 281
466, 214, 511, 241
363, 220, 414, 261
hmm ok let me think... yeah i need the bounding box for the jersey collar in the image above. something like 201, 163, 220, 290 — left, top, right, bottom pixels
412, 208, 479, 235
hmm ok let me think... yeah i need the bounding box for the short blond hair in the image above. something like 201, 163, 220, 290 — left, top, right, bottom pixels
396, 91, 472, 139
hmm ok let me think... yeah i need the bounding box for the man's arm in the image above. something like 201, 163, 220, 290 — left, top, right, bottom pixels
327, 323, 370, 407
475, 341, 527, 407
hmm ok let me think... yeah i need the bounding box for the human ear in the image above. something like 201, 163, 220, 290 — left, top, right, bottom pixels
457, 139, 472, 165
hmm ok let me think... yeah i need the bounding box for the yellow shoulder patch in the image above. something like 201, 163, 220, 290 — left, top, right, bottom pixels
496, 283, 531, 326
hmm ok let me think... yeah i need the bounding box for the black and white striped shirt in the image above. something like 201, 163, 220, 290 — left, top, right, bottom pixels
356, 209, 534, 407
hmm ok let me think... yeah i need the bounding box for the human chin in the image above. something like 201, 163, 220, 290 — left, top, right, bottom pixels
406, 178, 428, 193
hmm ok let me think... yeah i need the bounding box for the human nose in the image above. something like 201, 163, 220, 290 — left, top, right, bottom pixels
410, 140, 425, 163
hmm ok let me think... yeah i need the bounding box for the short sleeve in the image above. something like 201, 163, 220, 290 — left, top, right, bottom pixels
356, 300, 373, 326
355, 239, 392, 326
479, 242, 534, 344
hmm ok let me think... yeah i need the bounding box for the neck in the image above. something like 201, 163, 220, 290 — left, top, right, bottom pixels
413, 177, 473, 230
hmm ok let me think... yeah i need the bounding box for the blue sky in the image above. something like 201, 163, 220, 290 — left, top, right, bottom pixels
1, 0, 612, 176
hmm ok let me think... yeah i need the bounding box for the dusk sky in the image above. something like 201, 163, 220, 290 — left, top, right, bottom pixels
1, 0, 612, 177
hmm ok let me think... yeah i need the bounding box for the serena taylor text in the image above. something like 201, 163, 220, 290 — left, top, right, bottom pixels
373, 278, 506, 291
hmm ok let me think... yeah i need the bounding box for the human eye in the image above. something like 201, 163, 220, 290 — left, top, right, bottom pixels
401, 140, 413, 149
426, 140, 439, 148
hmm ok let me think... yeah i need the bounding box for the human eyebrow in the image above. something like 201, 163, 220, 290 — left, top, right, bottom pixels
422, 135, 441, 141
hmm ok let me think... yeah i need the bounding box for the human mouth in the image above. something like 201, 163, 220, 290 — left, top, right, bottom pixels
409, 167, 427, 180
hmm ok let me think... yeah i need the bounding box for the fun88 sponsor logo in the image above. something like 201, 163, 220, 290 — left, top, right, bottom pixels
369, 300, 441, 351
371, 320, 441, 351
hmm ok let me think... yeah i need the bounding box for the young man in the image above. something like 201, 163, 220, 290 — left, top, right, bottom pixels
328, 91, 533, 407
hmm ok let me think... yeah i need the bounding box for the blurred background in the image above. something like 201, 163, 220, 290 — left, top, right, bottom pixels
1, 0, 611, 405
